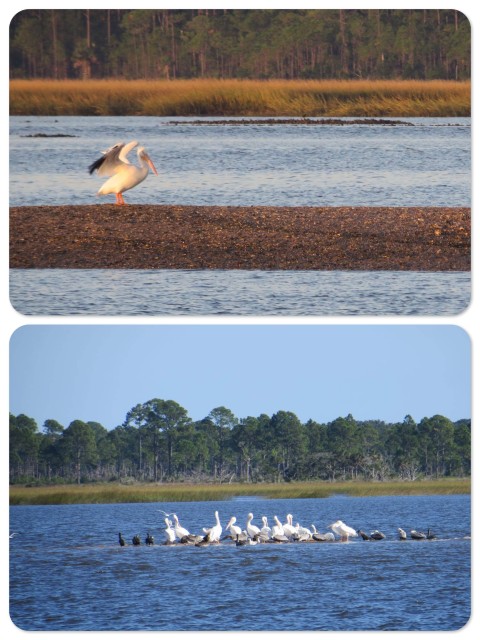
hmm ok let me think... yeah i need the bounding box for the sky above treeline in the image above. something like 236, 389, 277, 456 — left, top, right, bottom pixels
9, 324, 470, 431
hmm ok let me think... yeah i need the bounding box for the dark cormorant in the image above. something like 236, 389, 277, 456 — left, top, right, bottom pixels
357, 530, 372, 541
132, 534, 141, 545
235, 533, 247, 546
195, 532, 211, 547
180, 533, 202, 545
118, 532, 126, 546
145, 532, 154, 545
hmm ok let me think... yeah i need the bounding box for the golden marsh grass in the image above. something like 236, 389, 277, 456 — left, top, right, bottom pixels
10, 478, 470, 505
10, 79, 470, 117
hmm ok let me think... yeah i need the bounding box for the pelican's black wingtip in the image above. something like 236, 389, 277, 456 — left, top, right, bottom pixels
88, 156, 104, 175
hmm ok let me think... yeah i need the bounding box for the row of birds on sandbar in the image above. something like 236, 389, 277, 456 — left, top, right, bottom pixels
118, 511, 437, 547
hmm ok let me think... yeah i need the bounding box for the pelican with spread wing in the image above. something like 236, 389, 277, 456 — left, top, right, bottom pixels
88, 140, 158, 204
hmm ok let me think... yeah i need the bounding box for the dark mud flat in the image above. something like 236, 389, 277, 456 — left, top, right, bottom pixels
169, 118, 414, 126
10, 205, 470, 271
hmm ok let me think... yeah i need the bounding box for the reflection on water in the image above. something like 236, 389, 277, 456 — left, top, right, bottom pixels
10, 268, 471, 316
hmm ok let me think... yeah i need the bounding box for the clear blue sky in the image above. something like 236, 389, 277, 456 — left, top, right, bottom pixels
9, 324, 470, 430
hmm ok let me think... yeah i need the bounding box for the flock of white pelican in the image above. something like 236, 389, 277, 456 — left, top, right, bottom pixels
117, 512, 437, 547
88, 140, 158, 205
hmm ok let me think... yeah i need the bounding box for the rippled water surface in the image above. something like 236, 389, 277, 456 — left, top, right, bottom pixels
10, 495, 470, 631
9, 116, 470, 207
10, 268, 470, 315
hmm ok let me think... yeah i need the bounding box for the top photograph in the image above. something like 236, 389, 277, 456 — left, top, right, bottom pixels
9, 8, 471, 316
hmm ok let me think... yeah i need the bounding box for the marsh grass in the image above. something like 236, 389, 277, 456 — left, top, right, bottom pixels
10, 79, 470, 117
9, 478, 470, 506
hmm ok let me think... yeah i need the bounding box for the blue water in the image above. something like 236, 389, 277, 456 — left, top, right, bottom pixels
9, 495, 470, 631
9, 116, 470, 207
10, 268, 470, 315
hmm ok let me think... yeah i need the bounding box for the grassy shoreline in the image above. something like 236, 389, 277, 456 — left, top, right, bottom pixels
9, 479, 470, 506
9, 79, 470, 117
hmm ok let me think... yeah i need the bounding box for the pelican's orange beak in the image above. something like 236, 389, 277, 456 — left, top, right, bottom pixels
147, 155, 158, 175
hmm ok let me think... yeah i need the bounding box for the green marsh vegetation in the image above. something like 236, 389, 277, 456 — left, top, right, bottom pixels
10, 478, 470, 506
9, 79, 470, 117
11, 408, 471, 488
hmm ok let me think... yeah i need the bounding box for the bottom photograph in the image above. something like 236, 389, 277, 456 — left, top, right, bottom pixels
9, 324, 471, 632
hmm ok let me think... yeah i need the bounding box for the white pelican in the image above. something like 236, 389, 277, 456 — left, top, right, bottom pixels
260, 516, 272, 538
164, 518, 176, 544
295, 522, 312, 541
312, 531, 335, 542
329, 520, 358, 542
246, 513, 261, 539
225, 516, 242, 540
204, 511, 222, 543
88, 140, 158, 205
410, 529, 427, 540
245, 537, 258, 545
398, 527, 407, 540
269, 516, 290, 542
312, 524, 330, 541
271, 515, 285, 537
172, 513, 190, 540
283, 514, 297, 539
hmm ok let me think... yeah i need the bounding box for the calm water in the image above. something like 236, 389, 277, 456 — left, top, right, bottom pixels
9, 116, 470, 315
9, 116, 470, 207
9, 495, 470, 631
10, 268, 470, 315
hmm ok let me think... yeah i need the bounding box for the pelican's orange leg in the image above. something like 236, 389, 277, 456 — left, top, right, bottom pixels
115, 193, 126, 205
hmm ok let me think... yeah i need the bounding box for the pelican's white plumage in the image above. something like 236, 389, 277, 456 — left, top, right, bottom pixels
88, 140, 158, 204
226, 516, 242, 539
164, 517, 176, 544
295, 522, 312, 540
283, 514, 297, 539
204, 511, 222, 542
329, 520, 358, 542
172, 513, 190, 540
260, 516, 272, 538
246, 513, 261, 539
271, 516, 285, 537
410, 529, 427, 540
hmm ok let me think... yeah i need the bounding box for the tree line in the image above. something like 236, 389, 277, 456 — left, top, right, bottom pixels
10, 9, 470, 81
10, 399, 471, 485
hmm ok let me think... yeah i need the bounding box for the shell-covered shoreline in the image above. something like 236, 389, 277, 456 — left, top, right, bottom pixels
10, 205, 470, 271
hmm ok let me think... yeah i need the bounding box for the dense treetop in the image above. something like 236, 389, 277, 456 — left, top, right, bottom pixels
10, 399, 470, 485
10, 9, 470, 81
